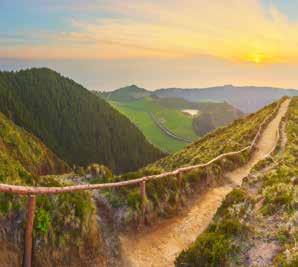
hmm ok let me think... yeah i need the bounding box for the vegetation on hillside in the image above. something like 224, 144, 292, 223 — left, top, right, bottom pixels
97, 84, 150, 102
0, 111, 106, 265
155, 97, 243, 127
192, 113, 215, 136
110, 97, 196, 152
175, 97, 297, 267
0, 68, 164, 173
0, 111, 69, 182
93, 101, 279, 225
100, 85, 243, 153
147, 101, 276, 171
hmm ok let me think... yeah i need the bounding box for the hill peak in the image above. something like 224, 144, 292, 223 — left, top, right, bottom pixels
102, 84, 151, 102
118, 84, 148, 92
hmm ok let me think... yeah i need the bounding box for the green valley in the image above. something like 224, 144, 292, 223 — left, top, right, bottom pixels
110, 97, 196, 152
96, 85, 243, 153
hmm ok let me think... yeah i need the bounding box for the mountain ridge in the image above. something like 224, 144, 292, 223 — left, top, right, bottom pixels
153, 85, 298, 113
96, 84, 298, 113
0, 68, 164, 174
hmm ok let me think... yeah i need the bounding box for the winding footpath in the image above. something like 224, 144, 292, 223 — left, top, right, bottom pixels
120, 99, 290, 267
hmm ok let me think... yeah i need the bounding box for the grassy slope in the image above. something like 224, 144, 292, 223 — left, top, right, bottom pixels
98, 101, 278, 225
110, 97, 196, 152
175, 97, 297, 267
0, 112, 105, 265
109, 94, 243, 153
155, 97, 244, 136
110, 102, 185, 153
99, 85, 151, 102
0, 112, 69, 183
147, 101, 276, 172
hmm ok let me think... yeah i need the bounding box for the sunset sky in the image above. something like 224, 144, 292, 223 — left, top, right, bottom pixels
1, 0, 298, 90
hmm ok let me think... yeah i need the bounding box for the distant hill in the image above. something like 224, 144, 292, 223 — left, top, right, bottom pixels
96, 84, 151, 102
0, 68, 164, 174
95, 86, 244, 152
153, 85, 298, 113
155, 97, 243, 136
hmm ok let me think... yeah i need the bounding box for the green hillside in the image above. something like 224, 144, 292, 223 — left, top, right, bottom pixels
146, 101, 275, 172
104, 89, 243, 153
0, 111, 106, 266
155, 97, 244, 136
96, 100, 279, 224
176, 97, 297, 266
98, 84, 151, 102
0, 68, 164, 174
0, 111, 69, 183
110, 97, 197, 152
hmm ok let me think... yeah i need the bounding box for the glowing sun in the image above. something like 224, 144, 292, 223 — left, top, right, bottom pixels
251, 53, 264, 64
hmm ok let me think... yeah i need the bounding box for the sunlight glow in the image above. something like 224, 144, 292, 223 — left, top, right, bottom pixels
1, 1, 298, 65
251, 53, 264, 64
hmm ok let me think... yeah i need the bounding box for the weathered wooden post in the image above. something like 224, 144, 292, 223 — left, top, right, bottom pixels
23, 195, 36, 267
177, 172, 183, 191
140, 180, 147, 223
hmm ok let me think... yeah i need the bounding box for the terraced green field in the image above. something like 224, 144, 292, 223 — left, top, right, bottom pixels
110, 97, 197, 153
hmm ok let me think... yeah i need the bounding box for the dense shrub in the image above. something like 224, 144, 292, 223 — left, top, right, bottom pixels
274, 249, 298, 267
208, 218, 250, 238
127, 188, 142, 210
216, 188, 249, 217
262, 183, 295, 214
175, 232, 233, 267
35, 208, 51, 234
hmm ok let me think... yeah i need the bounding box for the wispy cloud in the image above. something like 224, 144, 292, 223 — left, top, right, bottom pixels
2, 0, 298, 63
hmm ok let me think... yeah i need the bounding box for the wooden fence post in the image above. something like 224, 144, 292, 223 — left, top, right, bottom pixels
23, 195, 36, 267
177, 172, 183, 191
140, 180, 147, 223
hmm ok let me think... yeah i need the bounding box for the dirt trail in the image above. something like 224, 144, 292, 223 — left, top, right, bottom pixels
120, 99, 290, 267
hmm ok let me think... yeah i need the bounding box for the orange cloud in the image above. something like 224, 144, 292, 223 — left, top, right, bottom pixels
2, 0, 298, 63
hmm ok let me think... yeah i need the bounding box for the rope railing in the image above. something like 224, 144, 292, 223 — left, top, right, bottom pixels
0, 100, 282, 267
